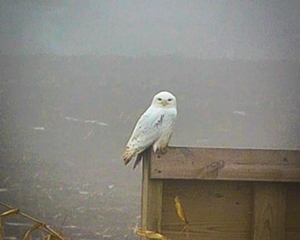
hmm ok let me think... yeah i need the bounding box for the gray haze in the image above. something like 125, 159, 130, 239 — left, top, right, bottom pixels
1, 0, 300, 60
0, 1, 299, 240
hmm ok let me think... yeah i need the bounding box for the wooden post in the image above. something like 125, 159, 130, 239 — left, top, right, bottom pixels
252, 182, 286, 240
141, 150, 163, 237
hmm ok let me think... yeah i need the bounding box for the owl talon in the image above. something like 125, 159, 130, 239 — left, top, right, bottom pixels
159, 147, 168, 154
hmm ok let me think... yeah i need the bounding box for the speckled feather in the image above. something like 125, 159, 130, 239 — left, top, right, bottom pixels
121, 91, 177, 169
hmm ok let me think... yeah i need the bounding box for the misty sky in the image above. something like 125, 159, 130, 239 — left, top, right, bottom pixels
1, 0, 299, 60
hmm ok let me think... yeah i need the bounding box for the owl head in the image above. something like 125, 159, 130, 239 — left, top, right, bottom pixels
151, 91, 177, 109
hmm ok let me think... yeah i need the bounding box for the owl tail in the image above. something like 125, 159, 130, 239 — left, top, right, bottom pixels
121, 147, 136, 166
121, 149, 142, 169
133, 153, 143, 169
133, 147, 152, 169
122, 147, 151, 169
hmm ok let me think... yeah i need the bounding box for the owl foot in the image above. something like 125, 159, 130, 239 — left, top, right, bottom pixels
156, 147, 168, 158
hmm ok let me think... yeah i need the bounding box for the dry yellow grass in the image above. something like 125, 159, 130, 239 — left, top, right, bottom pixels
0, 202, 69, 240
174, 196, 189, 238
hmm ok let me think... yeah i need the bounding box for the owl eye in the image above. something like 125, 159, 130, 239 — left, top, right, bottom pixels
167, 98, 172, 101
157, 98, 162, 101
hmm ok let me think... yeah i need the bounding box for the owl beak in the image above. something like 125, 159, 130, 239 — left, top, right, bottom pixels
161, 100, 168, 106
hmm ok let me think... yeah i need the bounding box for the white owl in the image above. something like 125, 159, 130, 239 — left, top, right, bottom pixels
121, 91, 177, 169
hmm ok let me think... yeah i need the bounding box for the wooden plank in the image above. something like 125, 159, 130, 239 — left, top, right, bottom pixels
161, 180, 252, 240
141, 149, 163, 238
150, 147, 300, 182
285, 183, 300, 240
252, 182, 286, 240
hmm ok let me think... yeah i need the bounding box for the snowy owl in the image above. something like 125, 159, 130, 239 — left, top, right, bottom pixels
121, 91, 177, 169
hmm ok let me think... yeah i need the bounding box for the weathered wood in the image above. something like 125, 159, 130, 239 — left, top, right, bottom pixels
285, 183, 300, 240
141, 147, 300, 239
252, 182, 286, 240
141, 150, 163, 237
151, 147, 300, 182
161, 180, 252, 240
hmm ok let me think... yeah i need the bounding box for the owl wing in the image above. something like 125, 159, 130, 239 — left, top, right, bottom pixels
132, 109, 177, 169
128, 106, 163, 150
121, 106, 166, 165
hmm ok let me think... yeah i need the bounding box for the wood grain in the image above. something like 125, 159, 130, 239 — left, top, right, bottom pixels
161, 180, 252, 240
285, 183, 300, 240
141, 150, 163, 237
150, 147, 300, 182
252, 182, 286, 240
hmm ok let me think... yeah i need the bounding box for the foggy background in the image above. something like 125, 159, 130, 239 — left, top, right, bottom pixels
0, 1, 299, 239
